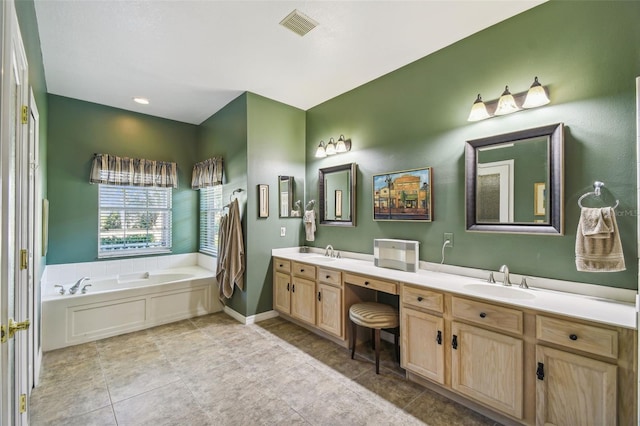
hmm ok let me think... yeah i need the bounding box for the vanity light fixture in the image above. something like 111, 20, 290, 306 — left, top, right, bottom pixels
325, 138, 337, 156
315, 140, 327, 158
315, 135, 352, 158
467, 76, 550, 122
494, 86, 519, 116
522, 76, 550, 109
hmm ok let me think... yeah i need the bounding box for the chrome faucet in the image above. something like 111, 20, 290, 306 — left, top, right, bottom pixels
69, 277, 90, 295
324, 245, 334, 258
499, 265, 511, 286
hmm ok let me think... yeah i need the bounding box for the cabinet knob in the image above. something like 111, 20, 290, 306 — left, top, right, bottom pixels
452, 335, 458, 350
287, 283, 290, 291
300, 269, 305, 272
279, 264, 283, 267
417, 296, 424, 302
569, 334, 578, 341
436, 330, 442, 345
364, 281, 369, 286
479, 312, 487, 318
326, 275, 331, 279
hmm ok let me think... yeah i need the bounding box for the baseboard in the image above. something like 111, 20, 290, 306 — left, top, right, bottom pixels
223, 306, 279, 325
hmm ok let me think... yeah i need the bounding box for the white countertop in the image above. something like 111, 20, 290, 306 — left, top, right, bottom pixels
272, 248, 637, 330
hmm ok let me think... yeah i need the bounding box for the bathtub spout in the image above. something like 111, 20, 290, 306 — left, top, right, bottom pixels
69, 277, 90, 295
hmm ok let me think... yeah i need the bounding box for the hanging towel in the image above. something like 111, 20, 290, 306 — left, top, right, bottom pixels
215, 213, 229, 301
304, 210, 316, 241
221, 198, 245, 298
575, 207, 625, 272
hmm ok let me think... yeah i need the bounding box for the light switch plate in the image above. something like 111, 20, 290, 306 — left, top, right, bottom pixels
280, 227, 286, 237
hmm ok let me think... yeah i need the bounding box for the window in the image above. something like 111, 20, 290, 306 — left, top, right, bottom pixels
98, 184, 172, 257
199, 185, 223, 256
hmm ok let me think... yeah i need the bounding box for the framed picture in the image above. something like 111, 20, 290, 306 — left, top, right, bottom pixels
373, 167, 432, 221
335, 190, 343, 218
534, 182, 546, 216
258, 184, 269, 218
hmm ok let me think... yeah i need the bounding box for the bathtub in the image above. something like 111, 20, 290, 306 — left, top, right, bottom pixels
42, 266, 220, 351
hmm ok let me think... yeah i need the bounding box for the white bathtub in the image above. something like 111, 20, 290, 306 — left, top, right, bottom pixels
42, 266, 220, 351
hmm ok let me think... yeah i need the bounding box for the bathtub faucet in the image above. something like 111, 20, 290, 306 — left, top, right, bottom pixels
69, 277, 90, 295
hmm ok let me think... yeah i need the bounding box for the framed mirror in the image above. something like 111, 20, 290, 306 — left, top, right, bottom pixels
465, 123, 564, 234
319, 163, 357, 226
279, 176, 299, 218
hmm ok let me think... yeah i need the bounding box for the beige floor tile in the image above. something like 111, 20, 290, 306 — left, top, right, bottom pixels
38, 406, 117, 426
148, 318, 199, 339
403, 387, 499, 426
113, 380, 212, 425
351, 367, 425, 409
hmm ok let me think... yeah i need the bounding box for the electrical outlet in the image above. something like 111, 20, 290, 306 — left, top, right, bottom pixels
280, 227, 286, 237
444, 232, 454, 248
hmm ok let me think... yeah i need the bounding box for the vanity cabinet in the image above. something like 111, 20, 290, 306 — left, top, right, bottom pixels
535, 315, 618, 426
451, 321, 524, 419
316, 268, 343, 338
273, 259, 292, 314
273, 259, 317, 325
401, 286, 445, 384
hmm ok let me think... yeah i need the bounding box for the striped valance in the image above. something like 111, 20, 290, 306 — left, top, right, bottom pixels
90, 153, 178, 188
191, 157, 223, 189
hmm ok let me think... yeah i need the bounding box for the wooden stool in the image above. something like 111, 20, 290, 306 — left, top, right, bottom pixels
349, 302, 399, 374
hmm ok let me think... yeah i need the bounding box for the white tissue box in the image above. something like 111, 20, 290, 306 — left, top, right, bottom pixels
374, 239, 420, 272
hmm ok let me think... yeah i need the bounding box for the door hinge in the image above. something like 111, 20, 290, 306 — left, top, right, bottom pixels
0, 325, 6, 343
20, 249, 28, 270
19, 394, 27, 413
21, 106, 28, 124
8, 318, 30, 339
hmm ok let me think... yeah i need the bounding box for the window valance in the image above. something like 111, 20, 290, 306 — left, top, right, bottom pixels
90, 153, 178, 188
191, 157, 223, 189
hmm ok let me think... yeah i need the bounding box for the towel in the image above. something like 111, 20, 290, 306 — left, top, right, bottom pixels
303, 210, 316, 241
575, 207, 625, 272
215, 213, 229, 301
221, 198, 245, 299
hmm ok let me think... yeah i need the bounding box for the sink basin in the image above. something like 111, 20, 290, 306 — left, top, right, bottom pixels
305, 256, 338, 263
463, 284, 535, 300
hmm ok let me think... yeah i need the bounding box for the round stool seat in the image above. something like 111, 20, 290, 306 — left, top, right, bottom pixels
349, 302, 399, 329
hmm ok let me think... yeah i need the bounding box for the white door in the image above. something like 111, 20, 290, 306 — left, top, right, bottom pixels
635, 75, 639, 425
0, 0, 30, 424
477, 159, 514, 223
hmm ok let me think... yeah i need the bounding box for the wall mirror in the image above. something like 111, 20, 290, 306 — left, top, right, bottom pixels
319, 163, 357, 226
279, 176, 299, 218
465, 123, 564, 234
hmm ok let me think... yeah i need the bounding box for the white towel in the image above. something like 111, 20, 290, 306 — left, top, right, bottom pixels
575, 207, 625, 272
303, 210, 316, 241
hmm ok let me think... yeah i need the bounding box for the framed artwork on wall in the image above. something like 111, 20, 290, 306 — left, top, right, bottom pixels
373, 167, 433, 222
258, 184, 269, 218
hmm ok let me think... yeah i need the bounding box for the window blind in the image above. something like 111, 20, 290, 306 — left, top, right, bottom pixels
98, 184, 172, 257
199, 186, 223, 256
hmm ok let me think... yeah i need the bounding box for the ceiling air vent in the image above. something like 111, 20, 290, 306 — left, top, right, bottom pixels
279, 9, 318, 37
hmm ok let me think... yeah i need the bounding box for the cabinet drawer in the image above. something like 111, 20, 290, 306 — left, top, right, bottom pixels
536, 315, 618, 358
318, 268, 341, 287
344, 273, 397, 295
402, 286, 443, 313
452, 297, 523, 335
292, 262, 316, 280
274, 258, 291, 273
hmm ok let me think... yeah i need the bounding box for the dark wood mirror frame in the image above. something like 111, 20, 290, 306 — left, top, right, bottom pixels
465, 123, 564, 234
319, 162, 357, 227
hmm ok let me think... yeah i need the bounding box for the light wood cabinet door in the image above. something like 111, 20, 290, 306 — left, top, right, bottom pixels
291, 276, 316, 325
273, 271, 291, 314
316, 283, 342, 337
535, 345, 617, 426
401, 307, 445, 384
451, 322, 523, 419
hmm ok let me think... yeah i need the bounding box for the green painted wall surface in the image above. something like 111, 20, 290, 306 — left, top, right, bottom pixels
197, 93, 249, 315
246, 93, 305, 316
46, 95, 199, 264
305, 1, 640, 290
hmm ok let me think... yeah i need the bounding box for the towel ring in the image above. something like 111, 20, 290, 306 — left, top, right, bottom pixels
305, 199, 315, 211
577, 181, 619, 209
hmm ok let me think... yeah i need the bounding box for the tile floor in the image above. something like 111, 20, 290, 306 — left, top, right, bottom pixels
30, 312, 502, 425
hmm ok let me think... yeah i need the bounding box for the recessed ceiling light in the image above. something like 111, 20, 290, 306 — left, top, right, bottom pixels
133, 97, 149, 105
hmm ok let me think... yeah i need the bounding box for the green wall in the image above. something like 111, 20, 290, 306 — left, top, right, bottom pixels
305, 1, 640, 290
46, 95, 199, 264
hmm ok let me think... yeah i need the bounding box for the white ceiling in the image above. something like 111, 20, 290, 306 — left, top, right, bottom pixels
34, 1, 546, 125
